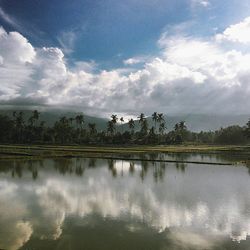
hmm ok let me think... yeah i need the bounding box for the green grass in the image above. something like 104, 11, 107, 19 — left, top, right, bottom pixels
0, 144, 249, 158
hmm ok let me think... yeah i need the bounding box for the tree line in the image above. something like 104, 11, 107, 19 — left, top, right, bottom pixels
0, 110, 249, 145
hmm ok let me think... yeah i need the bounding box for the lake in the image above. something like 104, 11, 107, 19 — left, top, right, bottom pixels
0, 153, 250, 250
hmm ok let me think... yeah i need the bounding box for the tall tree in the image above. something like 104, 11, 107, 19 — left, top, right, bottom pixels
174, 123, 179, 131
120, 117, 124, 133
152, 112, 158, 131
157, 113, 164, 133
141, 119, 148, 135
107, 120, 115, 135
88, 123, 97, 135
138, 113, 146, 135
111, 114, 118, 124
69, 117, 75, 126
245, 119, 250, 138
15, 112, 25, 142
111, 114, 118, 133
179, 121, 187, 131
128, 118, 135, 134
159, 122, 166, 135
138, 113, 145, 123
75, 114, 84, 142
75, 114, 84, 130
54, 116, 72, 143
32, 110, 40, 126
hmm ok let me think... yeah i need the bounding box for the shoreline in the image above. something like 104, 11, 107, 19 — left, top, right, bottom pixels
0, 144, 249, 164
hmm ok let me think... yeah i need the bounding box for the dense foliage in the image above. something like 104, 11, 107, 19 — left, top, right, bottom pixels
0, 110, 249, 145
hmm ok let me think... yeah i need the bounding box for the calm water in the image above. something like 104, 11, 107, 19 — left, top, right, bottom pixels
0, 153, 250, 250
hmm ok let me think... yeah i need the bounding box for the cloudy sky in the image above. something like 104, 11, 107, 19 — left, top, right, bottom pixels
0, 0, 250, 117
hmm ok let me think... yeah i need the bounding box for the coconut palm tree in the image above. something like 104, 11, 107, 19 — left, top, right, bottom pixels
28, 116, 35, 127
111, 114, 118, 133
138, 113, 146, 135
75, 115, 84, 143
111, 114, 118, 124
75, 114, 84, 130
32, 110, 40, 126
88, 123, 97, 135
245, 119, 250, 138
15, 112, 25, 142
69, 117, 74, 126
128, 118, 135, 134
174, 123, 179, 131
157, 113, 164, 133
120, 117, 124, 133
141, 119, 148, 135
152, 112, 158, 131
107, 120, 115, 135
179, 121, 187, 131
138, 113, 145, 123
159, 122, 166, 135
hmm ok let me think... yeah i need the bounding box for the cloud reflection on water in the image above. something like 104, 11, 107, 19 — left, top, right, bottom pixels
0, 157, 250, 249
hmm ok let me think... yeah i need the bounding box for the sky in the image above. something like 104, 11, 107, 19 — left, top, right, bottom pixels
0, 0, 250, 117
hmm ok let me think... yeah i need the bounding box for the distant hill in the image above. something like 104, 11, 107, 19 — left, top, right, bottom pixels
0, 109, 249, 132
162, 114, 249, 132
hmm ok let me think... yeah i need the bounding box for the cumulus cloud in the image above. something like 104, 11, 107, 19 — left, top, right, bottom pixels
123, 56, 146, 65
0, 18, 250, 116
216, 16, 250, 44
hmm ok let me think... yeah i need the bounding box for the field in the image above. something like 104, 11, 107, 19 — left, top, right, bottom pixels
0, 144, 249, 166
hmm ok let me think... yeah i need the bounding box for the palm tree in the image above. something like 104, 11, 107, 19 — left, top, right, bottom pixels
75, 114, 84, 130
174, 123, 179, 131
15, 112, 25, 142
157, 113, 164, 133
128, 118, 135, 134
141, 119, 148, 135
54, 116, 71, 143
107, 120, 115, 135
152, 112, 158, 131
159, 122, 166, 135
32, 110, 40, 126
88, 123, 97, 135
245, 119, 250, 138
138, 113, 145, 123
75, 114, 84, 143
111, 114, 118, 124
120, 117, 124, 133
28, 116, 35, 127
69, 117, 74, 126
60, 116, 68, 124
138, 113, 146, 135
179, 121, 187, 131
111, 114, 118, 133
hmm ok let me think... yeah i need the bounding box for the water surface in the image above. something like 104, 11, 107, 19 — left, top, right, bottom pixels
0, 153, 250, 250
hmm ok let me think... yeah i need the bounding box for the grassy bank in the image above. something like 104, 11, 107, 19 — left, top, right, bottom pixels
0, 144, 249, 163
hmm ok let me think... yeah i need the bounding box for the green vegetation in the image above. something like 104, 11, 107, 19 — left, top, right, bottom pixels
0, 110, 249, 146
0, 144, 250, 165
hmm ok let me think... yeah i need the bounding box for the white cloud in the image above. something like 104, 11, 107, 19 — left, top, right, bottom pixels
57, 30, 77, 54
0, 19, 250, 116
216, 16, 250, 44
0, 7, 20, 29
123, 57, 145, 65
0, 26, 35, 63
191, 0, 210, 8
